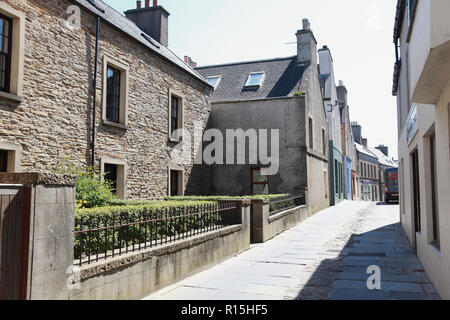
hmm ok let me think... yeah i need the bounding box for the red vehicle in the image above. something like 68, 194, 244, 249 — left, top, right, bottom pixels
384, 168, 399, 203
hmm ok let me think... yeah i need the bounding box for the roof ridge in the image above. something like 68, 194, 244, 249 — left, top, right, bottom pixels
196, 55, 297, 69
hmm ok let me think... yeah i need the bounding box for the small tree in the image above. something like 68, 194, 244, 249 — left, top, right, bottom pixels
52, 159, 116, 209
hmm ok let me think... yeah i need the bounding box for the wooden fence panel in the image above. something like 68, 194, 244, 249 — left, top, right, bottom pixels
0, 186, 31, 300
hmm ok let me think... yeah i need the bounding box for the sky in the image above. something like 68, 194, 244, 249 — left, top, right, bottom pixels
104, 0, 399, 158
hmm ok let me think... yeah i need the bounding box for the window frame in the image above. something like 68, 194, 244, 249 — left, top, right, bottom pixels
308, 117, 314, 149
0, 2, 25, 101
244, 72, 265, 88
0, 141, 22, 172
0, 14, 12, 93
206, 75, 222, 90
168, 166, 184, 196
100, 157, 127, 200
168, 89, 184, 142
429, 133, 440, 248
322, 128, 326, 155
102, 55, 129, 129
105, 65, 121, 124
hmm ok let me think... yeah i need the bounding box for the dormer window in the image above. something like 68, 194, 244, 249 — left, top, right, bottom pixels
207, 76, 221, 89
245, 72, 265, 88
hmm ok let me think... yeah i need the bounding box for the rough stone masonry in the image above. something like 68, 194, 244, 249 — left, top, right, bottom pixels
0, 0, 212, 199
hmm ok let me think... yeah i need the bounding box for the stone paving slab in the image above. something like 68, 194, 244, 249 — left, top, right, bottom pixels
144, 201, 440, 300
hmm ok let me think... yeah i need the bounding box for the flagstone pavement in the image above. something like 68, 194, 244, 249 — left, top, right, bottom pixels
143, 200, 440, 300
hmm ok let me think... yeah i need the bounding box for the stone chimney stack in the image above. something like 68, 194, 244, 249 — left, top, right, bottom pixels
376, 145, 389, 157
362, 138, 368, 148
351, 122, 362, 144
125, 0, 170, 47
318, 45, 334, 76
296, 18, 317, 66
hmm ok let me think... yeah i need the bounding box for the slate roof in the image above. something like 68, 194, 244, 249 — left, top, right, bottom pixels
195, 56, 307, 103
369, 147, 398, 168
355, 142, 378, 159
72, 0, 210, 87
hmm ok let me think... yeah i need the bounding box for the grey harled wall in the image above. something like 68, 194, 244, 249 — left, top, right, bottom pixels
251, 197, 309, 243
210, 97, 307, 195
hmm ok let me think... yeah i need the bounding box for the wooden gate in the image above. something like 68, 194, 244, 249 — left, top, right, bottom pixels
0, 185, 32, 300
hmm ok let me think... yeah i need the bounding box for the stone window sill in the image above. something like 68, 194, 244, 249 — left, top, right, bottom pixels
169, 137, 183, 143
0, 91, 23, 104
102, 119, 128, 130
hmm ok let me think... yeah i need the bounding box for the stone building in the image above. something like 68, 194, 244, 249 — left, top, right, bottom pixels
354, 142, 380, 202
196, 19, 329, 213
393, 0, 450, 299
0, 0, 213, 199
318, 46, 343, 206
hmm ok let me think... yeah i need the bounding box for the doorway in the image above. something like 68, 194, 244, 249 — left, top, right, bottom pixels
411, 149, 421, 246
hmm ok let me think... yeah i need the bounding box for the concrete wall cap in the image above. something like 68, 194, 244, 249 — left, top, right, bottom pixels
252, 199, 270, 204
0, 172, 77, 186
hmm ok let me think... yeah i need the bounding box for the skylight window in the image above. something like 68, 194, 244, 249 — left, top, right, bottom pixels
245, 72, 265, 87
207, 76, 221, 89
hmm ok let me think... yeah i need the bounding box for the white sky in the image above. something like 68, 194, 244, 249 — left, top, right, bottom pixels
104, 0, 399, 158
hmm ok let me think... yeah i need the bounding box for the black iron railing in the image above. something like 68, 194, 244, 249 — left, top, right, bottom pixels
74, 203, 239, 266
269, 194, 305, 215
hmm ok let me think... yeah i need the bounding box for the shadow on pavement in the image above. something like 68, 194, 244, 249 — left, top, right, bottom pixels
295, 223, 440, 300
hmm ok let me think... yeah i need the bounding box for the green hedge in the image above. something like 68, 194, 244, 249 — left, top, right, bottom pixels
74, 201, 223, 259
164, 194, 289, 202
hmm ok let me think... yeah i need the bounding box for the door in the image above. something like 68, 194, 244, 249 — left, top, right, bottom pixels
0, 185, 32, 300
411, 149, 421, 245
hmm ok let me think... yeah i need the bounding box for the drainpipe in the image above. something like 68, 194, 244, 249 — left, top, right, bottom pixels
91, 16, 100, 168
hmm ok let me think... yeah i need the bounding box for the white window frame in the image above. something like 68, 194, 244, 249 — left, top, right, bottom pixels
245, 72, 265, 88
206, 75, 222, 90
0, 2, 25, 102
102, 55, 129, 129
100, 157, 127, 200
0, 141, 21, 172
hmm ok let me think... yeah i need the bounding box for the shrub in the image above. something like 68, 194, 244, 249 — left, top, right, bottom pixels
52, 159, 115, 209
164, 194, 289, 202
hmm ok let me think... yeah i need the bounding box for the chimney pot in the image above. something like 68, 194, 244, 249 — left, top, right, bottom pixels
153, 0, 158, 6
339, 80, 344, 86
145, 0, 150, 7
302, 18, 310, 30
137, 0, 142, 9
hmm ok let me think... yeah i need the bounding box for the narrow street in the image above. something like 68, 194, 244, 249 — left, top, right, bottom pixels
144, 201, 440, 300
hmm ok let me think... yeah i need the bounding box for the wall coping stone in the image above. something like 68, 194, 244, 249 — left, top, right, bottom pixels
79, 224, 242, 280
0, 172, 77, 186
252, 199, 270, 204
217, 199, 252, 207
269, 205, 307, 224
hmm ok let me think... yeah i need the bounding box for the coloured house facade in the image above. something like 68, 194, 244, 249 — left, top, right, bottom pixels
318, 46, 343, 206
337, 81, 358, 200
196, 19, 330, 213
0, 0, 213, 199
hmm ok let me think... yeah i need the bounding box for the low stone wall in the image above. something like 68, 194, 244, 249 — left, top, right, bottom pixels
251, 199, 310, 243
70, 200, 251, 300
